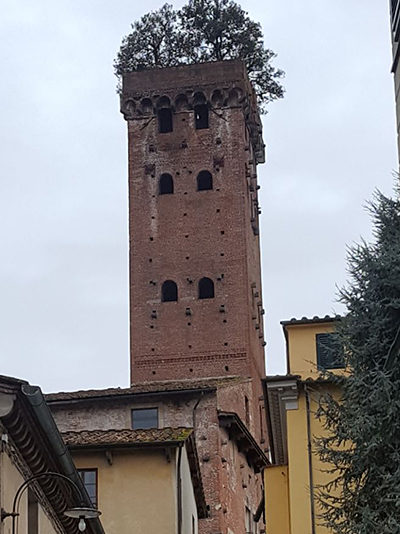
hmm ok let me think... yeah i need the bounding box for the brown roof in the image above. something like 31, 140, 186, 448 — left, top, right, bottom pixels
62, 428, 193, 448
46, 376, 249, 403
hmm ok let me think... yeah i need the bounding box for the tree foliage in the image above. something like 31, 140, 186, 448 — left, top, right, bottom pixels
114, 0, 284, 112
316, 183, 400, 533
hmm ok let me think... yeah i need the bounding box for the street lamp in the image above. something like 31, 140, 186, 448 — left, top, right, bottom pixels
1, 471, 101, 534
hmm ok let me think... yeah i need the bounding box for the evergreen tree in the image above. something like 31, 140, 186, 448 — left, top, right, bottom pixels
316, 184, 400, 533
114, 0, 284, 112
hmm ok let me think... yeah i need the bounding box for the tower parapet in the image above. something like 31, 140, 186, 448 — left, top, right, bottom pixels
121, 60, 265, 163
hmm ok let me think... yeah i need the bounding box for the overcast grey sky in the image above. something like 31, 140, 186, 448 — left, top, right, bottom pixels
0, 1, 397, 392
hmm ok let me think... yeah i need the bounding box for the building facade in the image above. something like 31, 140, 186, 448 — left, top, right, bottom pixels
263, 316, 344, 534
61, 427, 206, 534
0, 375, 104, 534
49, 59, 270, 534
48, 377, 268, 534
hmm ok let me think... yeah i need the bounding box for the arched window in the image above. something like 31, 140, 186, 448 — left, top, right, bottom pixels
194, 104, 209, 129
197, 171, 213, 191
198, 277, 214, 299
159, 173, 174, 195
158, 108, 173, 133
162, 280, 178, 302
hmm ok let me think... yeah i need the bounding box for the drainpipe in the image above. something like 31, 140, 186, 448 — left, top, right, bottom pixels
177, 443, 184, 534
192, 393, 204, 431
304, 384, 316, 534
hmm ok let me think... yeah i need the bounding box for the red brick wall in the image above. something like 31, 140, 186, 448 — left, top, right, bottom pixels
122, 61, 266, 388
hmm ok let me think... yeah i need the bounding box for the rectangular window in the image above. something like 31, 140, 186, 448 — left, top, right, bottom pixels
78, 469, 97, 507
158, 108, 173, 133
194, 104, 209, 129
316, 333, 345, 370
131, 407, 158, 429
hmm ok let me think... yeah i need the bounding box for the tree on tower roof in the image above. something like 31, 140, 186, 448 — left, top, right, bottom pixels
114, 0, 284, 112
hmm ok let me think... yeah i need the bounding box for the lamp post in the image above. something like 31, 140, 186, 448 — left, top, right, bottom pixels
1, 471, 101, 534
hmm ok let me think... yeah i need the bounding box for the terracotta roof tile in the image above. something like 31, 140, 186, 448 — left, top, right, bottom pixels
280, 315, 341, 326
62, 428, 193, 448
46, 376, 248, 402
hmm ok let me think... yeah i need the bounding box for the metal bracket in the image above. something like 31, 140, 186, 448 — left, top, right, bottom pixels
1, 509, 19, 522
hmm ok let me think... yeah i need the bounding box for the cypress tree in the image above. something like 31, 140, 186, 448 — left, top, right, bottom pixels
316, 184, 400, 533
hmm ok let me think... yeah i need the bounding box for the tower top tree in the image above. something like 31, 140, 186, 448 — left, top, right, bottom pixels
114, 0, 284, 112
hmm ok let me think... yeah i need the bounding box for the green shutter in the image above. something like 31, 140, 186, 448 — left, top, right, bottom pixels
316, 333, 345, 370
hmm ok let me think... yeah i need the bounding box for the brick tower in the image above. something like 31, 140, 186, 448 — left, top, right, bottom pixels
120, 60, 266, 390
47, 64, 269, 534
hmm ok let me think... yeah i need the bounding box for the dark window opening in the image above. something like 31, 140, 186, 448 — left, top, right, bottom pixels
78, 470, 97, 507
28, 490, 38, 534
159, 173, 174, 195
198, 277, 214, 299
245, 396, 250, 427
194, 104, 209, 129
132, 407, 158, 429
316, 333, 345, 370
162, 280, 178, 302
197, 171, 213, 191
259, 405, 264, 436
158, 108, 173, 133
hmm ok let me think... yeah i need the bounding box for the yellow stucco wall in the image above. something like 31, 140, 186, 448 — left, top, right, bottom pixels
72, 447, 196, 534
0, 450, 60, 534
264, 466, 290, 534
286, 393, 312, 534
265, 321, 344, 534
286, 384, 341, 534
286, 322, 335, 379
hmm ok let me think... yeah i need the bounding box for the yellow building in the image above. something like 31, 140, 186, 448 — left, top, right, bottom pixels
263, 316, 343, 534
0, 375, 104, 534
61, 427, 207, 534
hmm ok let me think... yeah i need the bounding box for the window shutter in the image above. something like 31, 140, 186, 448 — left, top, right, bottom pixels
316, 333, 344, 370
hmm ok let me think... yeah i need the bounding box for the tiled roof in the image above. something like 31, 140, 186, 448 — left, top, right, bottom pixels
280, 315, 341, 326
62, 428, 193, 448
46, 376, 249, 403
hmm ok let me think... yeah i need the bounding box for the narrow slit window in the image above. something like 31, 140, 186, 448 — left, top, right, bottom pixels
158, 108, 173, 133
194, 104, 209, 129
197, 171, 213, 191
198, 277, 214, 299
162, 280, 178, 302
159, 173, 174, 195
28, 490, 38, 534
